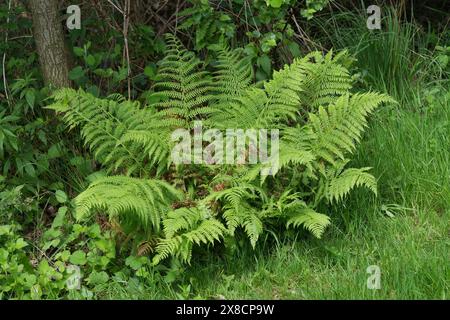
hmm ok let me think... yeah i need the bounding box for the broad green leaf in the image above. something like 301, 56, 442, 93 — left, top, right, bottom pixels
144, 64, 157, 80
267, 0, 283, 8
69, 250, 87, 265
258, 54, 272, 75
73, 47, 84, 57
25, 89, 35, 109
52, 206, 67, 228
69, 66, 85, 81
55, 190, 68, 204
86, 271, 109, 285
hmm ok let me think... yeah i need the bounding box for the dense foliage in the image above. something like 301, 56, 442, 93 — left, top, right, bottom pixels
0, 1, 448, 299
48, 35, 392, 264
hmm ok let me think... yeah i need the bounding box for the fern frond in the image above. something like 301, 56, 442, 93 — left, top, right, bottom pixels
48, 88, 147, 174
154, 207, 226, 265
205, 182, 267, 208
209, 56, 308, 129
120, 129, 171, 170
295, 92, 394, 165
150, 34, 214, 127
75, 176, 182, 231
162, 207, 203, 238
301, 50, 353, 108
152, 236, 186, 265
276, 128, 316, 174
211, 43, 253, 101
242, 212, 263, 248
287, 208, 331, 238
327, 167, 377, 203
184, 218, 226, 246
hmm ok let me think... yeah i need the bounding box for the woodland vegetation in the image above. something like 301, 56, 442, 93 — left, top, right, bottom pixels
0, 0, 448, 299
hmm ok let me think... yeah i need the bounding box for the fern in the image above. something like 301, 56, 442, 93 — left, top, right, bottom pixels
150, 34, 215, 128
287, 208, 331, 239
327, 167, 377, 203
48, 88, 146, 174
208, 56, 309, 129
301, 50, 353, 108
50, 35, 395, 265
210, 44, 253, 101
154, 206, 227, 264
75, 176, 182, 231
280, 92, 395, 168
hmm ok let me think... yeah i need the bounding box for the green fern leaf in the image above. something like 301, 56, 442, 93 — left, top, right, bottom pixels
287, 208, 331, 238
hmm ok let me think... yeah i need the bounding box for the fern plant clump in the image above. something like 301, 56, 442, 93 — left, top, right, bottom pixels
48, 34, 395, 265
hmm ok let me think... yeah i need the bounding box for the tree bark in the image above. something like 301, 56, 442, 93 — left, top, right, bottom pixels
28, 0, 71, 88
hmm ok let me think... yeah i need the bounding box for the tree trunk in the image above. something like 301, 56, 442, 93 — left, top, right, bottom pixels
28, 0, 71, 88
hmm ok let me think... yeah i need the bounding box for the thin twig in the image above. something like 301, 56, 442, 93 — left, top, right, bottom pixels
94, 0, 122, 32
2, 0, 12, 106
9, 35, 33, 40
123, 0, 131, 100
107, 0, 123, 14
174, 0, 180, 36
291, 13, 322, 52
105, 0, 132, 99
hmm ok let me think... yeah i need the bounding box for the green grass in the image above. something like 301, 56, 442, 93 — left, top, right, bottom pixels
186, 210, 448, 299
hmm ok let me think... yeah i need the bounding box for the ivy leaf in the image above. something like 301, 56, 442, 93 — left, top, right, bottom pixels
86, 54, 96, 67
42, 238, 60, 251
125, 256, 146, 270
47, 144, 62, 159
86, 85, 100, 97
288, 41, 301, 57
15, 238, 28, 250
21, 274, 37, 288
0, 225, 11, 236
73, 47, 84, 57
30, 284, 42, 300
